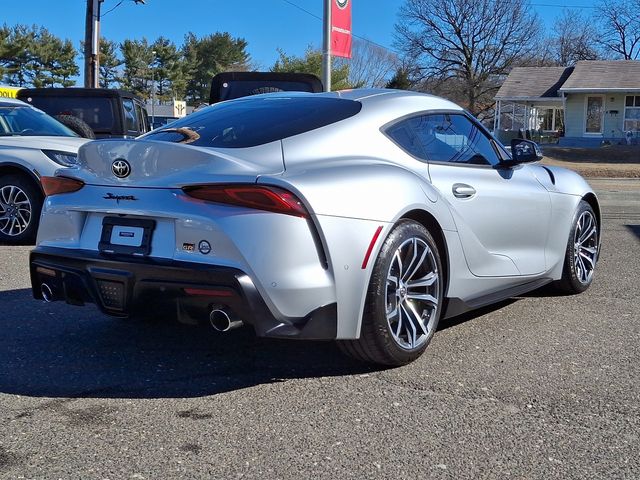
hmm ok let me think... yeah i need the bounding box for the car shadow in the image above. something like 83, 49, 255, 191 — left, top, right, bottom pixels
625, 224, 640, 241
0, 288, 376, 399
437, 299, 517, 331
0, 287, 530, 400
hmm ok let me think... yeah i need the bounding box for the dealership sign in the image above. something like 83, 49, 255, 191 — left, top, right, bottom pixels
331, 0, 352, 58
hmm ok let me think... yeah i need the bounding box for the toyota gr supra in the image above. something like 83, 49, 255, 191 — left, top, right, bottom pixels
29, 89, 601, 366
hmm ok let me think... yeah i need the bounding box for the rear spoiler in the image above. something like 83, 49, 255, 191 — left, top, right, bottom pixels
209, 71, 323, 104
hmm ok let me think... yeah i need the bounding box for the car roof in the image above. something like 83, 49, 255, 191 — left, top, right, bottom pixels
17, 87, 143, 101
0, 97, 31, 108
247, 88, 464, 114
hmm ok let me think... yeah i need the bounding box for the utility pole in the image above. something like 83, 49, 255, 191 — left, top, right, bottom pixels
84, 0, 101, 88
151, 50, 156, 125
321, 0, 331, 92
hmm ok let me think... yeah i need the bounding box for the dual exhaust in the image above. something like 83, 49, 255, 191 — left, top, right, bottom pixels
41, 283, 243, 332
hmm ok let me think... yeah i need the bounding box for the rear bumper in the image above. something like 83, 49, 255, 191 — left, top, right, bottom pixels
30, 246, 337, 340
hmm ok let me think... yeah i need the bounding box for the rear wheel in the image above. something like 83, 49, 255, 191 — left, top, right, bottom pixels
338, 220, 443, 366
0, 174, 43, 244
555, 200, 599, 294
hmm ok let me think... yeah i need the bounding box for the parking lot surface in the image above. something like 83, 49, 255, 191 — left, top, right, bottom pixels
1, 179, 639, 479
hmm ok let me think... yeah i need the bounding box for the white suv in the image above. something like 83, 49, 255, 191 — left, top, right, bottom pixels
0, 98, 90, 244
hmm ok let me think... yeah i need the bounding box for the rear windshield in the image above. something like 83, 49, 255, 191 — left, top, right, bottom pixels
143, 96, 361, 148
218, 80, 318, 102
21, 96, 115, 132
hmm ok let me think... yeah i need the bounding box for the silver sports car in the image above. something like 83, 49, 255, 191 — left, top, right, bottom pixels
30, 89, 601, 366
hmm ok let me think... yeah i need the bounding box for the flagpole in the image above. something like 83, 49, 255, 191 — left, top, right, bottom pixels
322, 0, 331, 92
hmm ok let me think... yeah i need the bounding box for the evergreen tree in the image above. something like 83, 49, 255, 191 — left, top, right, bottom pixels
151, 36, 184, 100
386, 67, 412, 90
0, 25, 77, 87
271, 47, 352, 91
99, 39, 122, 88
120, 38, 153, 97
182, 32, 250, 105
0, 25, 37, 86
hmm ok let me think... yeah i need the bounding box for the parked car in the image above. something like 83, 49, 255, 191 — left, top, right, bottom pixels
0, 98, 90, 244
209, 71, 323, 104
17, 88, 151, 138
30, 89, 600, 366
151, 115, 179, 130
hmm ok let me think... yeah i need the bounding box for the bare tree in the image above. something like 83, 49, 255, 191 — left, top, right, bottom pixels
337, 38, 399, 88
548, 9, 600, 66
596, 0, 640, 59
395, 0, 541, 116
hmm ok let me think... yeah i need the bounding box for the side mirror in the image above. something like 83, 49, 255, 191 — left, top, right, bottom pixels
508, 139, 543, 165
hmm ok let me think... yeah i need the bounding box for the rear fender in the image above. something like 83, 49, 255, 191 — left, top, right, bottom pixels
260, 163, 457, 338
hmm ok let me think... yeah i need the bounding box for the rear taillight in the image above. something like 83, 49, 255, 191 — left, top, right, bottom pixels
182, 184, 309, 218
41, 176, 85, 196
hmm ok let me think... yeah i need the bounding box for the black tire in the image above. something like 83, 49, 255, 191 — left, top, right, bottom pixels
55, 114, 95, 139
555, 200, 599, 294
338, 220, 444, 366
0, 174, 43, 245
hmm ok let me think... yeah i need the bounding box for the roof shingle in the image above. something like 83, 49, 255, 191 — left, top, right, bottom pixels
559, 60, 640, 90
495, 67, 573, 100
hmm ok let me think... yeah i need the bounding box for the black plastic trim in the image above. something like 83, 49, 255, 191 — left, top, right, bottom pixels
443, 278, 553, 319
30, 246, 337, 340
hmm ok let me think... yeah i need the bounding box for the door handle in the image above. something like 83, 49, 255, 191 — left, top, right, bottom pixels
452, 183, 476, 198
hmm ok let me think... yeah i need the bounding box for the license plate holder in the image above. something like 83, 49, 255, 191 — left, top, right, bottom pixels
99, 217, 156, 256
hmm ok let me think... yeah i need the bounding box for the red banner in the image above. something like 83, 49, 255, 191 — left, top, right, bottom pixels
331, 0, 352, 58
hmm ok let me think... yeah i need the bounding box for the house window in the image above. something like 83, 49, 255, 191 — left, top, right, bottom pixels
624, 96, 640, 132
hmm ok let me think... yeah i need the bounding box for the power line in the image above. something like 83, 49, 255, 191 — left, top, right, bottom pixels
280, 0, 400, 55
530, 3, 597, 7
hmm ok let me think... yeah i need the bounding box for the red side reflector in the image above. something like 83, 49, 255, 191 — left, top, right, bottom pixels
182, 184, 308, 218
361, 226, 383, 269
183, 288, 235, 297
41, 176, 84, 196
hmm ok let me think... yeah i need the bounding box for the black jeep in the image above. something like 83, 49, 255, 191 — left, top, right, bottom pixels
17, 88, 151, 139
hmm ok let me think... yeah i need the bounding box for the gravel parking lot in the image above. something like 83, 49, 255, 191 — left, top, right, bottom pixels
1, 179, 639, 479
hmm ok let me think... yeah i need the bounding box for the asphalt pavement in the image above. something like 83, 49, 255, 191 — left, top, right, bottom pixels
0, 179, 638, 479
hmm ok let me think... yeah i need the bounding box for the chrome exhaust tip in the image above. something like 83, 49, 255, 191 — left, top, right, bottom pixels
41, 283, 54, 303
209, 307, 243, 332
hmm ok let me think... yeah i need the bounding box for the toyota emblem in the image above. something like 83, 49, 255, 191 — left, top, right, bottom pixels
112, 159, 131, 178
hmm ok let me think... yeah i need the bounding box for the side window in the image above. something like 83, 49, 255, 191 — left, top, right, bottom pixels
413, 113, 499, 166
122, 99, 137, 133
386, 118, 426, 159
135, 103, 148, 134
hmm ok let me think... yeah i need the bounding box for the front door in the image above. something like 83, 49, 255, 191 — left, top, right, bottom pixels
585, 96, 604, 135
391, 113, 552, 277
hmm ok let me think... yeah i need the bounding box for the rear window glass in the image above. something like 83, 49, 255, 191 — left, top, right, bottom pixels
218, 80, 318, 102
143, 96, 362, 148
21, 96, 115, 131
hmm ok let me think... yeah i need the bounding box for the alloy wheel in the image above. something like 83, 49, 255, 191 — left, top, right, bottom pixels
385, 237, 440, 350
0, 185, 32, 237
573, 210, 598, 284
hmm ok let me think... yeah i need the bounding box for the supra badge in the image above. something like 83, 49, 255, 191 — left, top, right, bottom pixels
112, 159, 131, 178
103, 192, 137, 204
